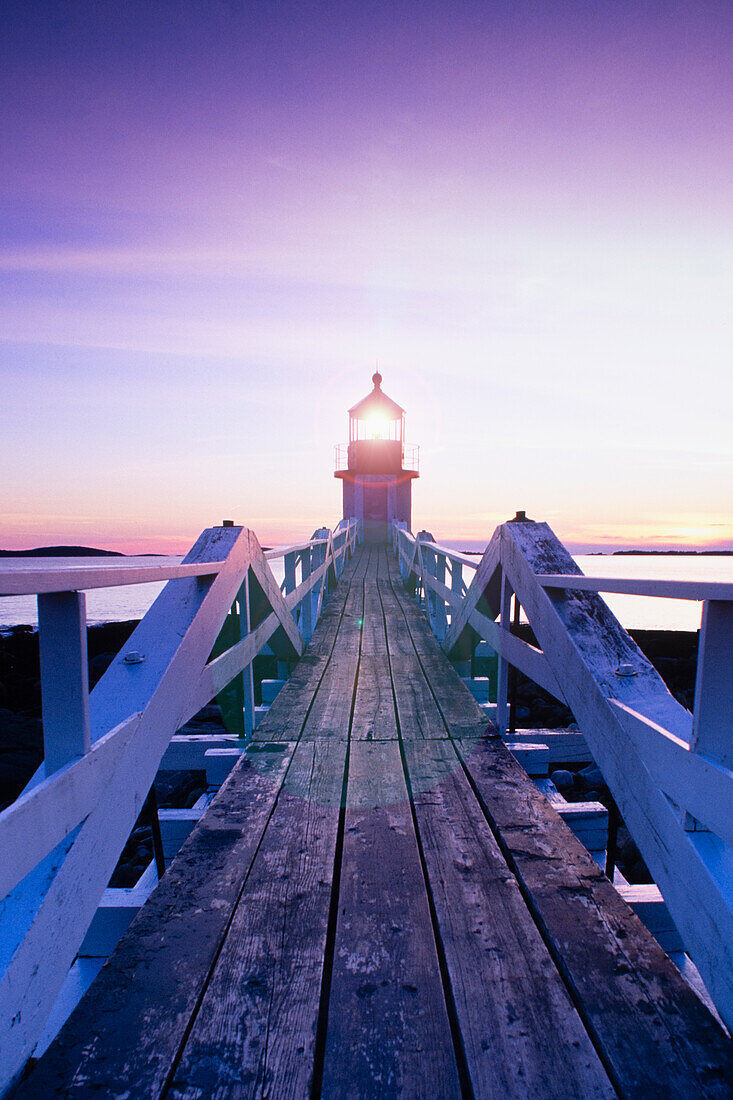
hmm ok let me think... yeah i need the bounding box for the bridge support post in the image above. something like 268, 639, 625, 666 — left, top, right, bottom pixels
449, 559, 472, 676
433, 552, 448, 641
238, 578, 255, 738
496, 572, 512, 734
685, 599, 733, 831
284, 550, 297, 604
692, 600, 733, 770
300, 548, 313, 642
311, 540, 327, 624
38, 591, 91, 774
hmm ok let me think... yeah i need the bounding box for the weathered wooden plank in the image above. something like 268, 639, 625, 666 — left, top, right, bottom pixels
376, 580, 416, 657
403, 739, 614, 1098
504, 727, 593, 763
359, 581, 387, 655
15, 745, 294, 1098
457, 733, 733, 1098
384, 653, 450, 739
351, 653, 399, 741
169, 738, 348, 1100
384, 549, 489, 738
298, 566, 366, 741
251, 549, 364, 742
349, 550, 398, 741
378, 572, 450, 741
321, 739, 461, 1098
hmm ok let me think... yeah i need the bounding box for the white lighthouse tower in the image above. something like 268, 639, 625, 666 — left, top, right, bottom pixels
334, 372, 419, 543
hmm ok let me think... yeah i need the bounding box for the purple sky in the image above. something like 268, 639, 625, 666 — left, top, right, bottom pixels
2, 1, 732, 552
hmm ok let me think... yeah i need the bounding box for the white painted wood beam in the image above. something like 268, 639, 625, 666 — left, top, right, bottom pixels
0, 717, 138, 899
299, 547, 313, 642
538, 574, 733, 602
495, 572, 512, 735
467, 606, 564, 702
692, 600, 733, 770
442, 531, 501, 660
37, 592, 91, 775
612, 701, 733, 847
0, 561, 221, 597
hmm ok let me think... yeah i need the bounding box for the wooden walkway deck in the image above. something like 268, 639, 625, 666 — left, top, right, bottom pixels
19, 547, 732, 1098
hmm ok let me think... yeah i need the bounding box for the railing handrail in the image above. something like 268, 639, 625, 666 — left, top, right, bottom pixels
0, 560, 222, 597
537, 573, 733, 602
413, 539, 480, 569
334, 441, 420, 472
264, 538, 329, 559
0, 536, 345, 598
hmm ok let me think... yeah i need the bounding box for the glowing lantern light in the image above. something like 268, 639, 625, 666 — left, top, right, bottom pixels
366, 413, 390, 440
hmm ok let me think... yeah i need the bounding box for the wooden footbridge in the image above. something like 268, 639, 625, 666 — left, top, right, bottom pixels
2, 521, 732, 1098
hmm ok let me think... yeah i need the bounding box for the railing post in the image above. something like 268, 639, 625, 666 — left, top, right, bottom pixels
434, 552, 447, 641
451, 558, 463, 596
239, 576, 255, 738
686, 599, 733, 830
334, 530, 344, 579
284, 551, 297, 597
508, 594, 521, 734
311, 540, 326, 626
449, 558, 471, 676
37, 591, 91, 774
425, 546, 437, 625
300, 547, 313, 642
692, 599, 733, 768
496, 571, 512, 734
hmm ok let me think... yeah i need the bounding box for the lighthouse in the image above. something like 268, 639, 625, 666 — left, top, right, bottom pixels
334, 372, 419, 543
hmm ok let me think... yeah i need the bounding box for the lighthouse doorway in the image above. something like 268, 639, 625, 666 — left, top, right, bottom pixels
363, 483, 388, 543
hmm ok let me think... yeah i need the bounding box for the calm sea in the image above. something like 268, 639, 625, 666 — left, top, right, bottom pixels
1, 550, 732, 633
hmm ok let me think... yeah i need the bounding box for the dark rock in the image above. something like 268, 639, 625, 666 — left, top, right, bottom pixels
0, 713, 44, 808
185, 786, 207, 808
0, 713, 42, 752
576, 764, 606, 793
154, 769, 206, 808
88, 652, 115, 687
550, 769, 574, 794
193, 704, 223, 722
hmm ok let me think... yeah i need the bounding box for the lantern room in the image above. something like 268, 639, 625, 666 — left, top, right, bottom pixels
335, 372, 419, 542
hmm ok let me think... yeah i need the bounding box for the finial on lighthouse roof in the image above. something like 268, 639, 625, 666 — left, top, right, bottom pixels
372, 370, 382, 389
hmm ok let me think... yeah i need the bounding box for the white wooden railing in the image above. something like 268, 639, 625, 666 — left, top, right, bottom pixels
392, 518, 733, 1032
0, 517, 360, 1093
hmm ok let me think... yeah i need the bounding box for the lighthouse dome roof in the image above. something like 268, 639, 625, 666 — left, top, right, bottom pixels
349, 372, 405, 419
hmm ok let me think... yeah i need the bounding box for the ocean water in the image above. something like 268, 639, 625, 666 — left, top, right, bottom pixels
1, 549, 732, 633
445, 547, 733, 632
0, 556, 287, 631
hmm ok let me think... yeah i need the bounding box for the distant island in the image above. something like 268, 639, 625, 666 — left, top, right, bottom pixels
463, 547, 733, 557
0, 546, 125, 558
611, 549, 733, 556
